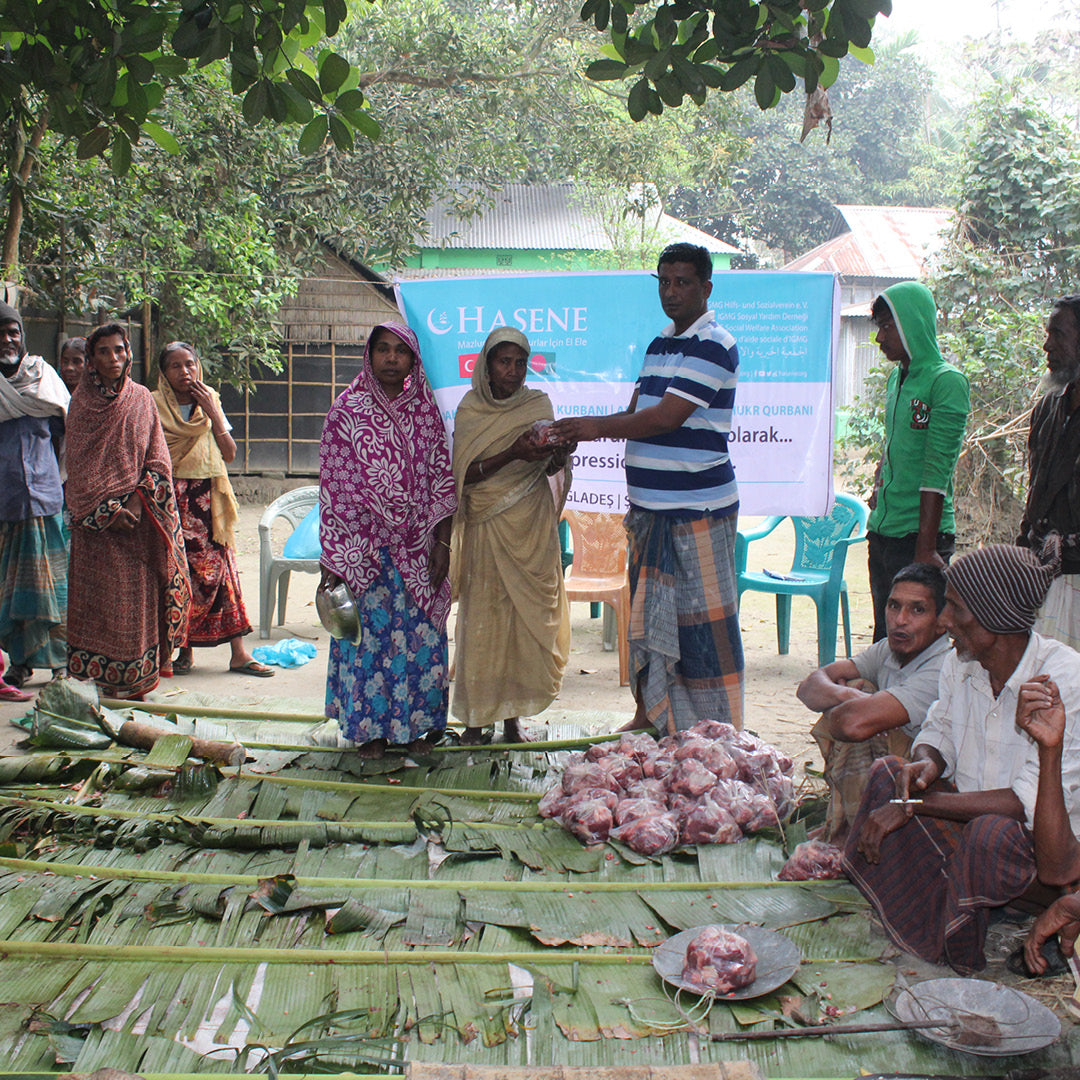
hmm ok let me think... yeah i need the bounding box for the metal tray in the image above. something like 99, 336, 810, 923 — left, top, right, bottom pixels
651, 923, 801, 1000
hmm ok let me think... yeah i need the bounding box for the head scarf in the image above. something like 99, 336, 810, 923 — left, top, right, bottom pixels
319, 321, 457, 626
451, 326, 559, 503
470, 326, 532, 406
876, 281, 943, 376
66, 358, 173, 520
152, 345, 239, 549
945, 538, 1061, 634
0, 301, 69, 423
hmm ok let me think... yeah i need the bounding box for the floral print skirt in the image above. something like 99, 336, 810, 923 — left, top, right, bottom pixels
325, 548, 448, 745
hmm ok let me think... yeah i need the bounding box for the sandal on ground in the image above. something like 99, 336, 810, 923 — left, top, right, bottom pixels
173, 654, 194, 676
229, 659, 275, 677
0, 683, 33, 703
5, 664, 31, 689
1006, 939, 1069, 978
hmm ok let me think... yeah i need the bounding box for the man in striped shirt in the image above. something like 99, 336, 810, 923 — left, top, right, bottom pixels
551, 243, 743, 734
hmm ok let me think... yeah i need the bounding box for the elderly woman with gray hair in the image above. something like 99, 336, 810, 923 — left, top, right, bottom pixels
451, 326, 575, 744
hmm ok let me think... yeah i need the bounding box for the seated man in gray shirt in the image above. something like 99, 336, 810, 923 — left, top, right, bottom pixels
797, 563, 949, 844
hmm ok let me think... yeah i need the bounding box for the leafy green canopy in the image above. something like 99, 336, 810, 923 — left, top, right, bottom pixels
580, 0, 891, 119
0, 0, 379, 173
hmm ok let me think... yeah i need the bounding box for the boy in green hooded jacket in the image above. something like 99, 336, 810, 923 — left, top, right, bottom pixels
867, 282, 970, 641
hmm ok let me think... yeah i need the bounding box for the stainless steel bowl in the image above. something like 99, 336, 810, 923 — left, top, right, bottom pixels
316, 580, 361, 645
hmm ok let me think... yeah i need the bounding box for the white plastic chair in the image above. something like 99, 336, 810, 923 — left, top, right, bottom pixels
258, 486, 321, 638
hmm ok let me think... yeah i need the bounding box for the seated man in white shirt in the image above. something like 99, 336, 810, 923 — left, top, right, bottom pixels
797, 563, 950, 844
843, 541, 1080, 973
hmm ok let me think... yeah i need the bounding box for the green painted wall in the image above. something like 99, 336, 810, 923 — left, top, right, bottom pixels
398, 246, 734, 273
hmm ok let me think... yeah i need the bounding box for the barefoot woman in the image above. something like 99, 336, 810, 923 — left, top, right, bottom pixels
318, 322, 456, 758
452, 326, 574, 744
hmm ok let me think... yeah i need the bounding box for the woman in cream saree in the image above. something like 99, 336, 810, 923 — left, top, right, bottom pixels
451, 326, 574, 744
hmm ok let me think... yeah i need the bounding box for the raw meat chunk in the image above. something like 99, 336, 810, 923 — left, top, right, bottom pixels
625, 779, 668, 802
667, 759, 717, 797
689, 720, 739, 742
564, 787, 619, 813
538, 785, 568, 819
562, 797, 613, 844
616, 732, 658, 758
614, 797, 667, 827
610, 812, 680, 855
709, 779, 759, 827
681, 926, 757, 994
765, 774, 795, 818
681, 796, 743, 845
561, 761, 620, 795
598, 753, 644, 788
778, 839, 845, 881
672, 737, 738, 779
741, 793, 780, 833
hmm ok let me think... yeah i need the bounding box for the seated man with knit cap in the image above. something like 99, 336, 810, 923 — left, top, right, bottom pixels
843, 540, 1080, 974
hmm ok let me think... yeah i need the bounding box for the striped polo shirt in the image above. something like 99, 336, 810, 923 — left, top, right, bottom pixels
625, 310, 739, 515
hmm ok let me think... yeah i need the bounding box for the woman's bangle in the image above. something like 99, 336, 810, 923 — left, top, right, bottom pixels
435, 539, 451, 549
212, 428, 226, 437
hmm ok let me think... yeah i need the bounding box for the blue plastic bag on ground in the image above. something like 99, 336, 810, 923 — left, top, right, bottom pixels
252, 639, 318, 668
282, 504, 321, 559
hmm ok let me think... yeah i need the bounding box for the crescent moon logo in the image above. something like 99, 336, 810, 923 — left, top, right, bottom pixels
426, 309, 452, 335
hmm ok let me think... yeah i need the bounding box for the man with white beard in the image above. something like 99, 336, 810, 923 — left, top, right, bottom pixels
1018, 296, 1080, 649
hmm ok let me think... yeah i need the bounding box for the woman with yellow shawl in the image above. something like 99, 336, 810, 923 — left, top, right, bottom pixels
452, 326, 574, 744
153, 342, 272, 677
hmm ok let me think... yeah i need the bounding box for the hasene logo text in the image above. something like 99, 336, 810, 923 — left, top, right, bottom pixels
426, 306, 587, 336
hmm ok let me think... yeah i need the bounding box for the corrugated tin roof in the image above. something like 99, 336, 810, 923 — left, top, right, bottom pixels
784, 205, 954, 278
423, 183, 738, 254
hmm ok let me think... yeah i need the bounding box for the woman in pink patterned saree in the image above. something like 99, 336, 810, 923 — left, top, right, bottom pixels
318, 322, 457, 758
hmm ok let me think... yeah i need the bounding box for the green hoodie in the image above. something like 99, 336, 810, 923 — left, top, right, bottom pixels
867, 281, 970, 538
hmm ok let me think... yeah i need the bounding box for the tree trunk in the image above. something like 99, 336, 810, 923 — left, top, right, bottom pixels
1, 109, 48, 280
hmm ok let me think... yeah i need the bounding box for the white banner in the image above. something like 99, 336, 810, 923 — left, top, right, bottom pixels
396, 270, 839, 516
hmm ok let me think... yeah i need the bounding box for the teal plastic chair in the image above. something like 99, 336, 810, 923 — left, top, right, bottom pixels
735, 492, 870, 667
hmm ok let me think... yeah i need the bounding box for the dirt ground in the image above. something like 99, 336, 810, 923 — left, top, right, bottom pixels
0, 501, 867, 781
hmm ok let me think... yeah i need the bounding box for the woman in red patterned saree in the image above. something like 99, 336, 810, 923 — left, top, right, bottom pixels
153, 342, 272, 677
66, 324, 191, 700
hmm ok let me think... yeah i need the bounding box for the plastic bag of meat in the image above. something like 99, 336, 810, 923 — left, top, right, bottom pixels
726, 730, 765, 752
561, 760, 621, 795
564, 787, 619, 813
681, 926, 758, 994
561, 797, 614, 844
673, 737, 738, 779
610, 811, 681, 855
667, 758, 719, 797
585, 742, 612, 762
741, 792, 780, 833
729, 745, 782, 784
614, 797, 668, 826
681, 795, 744, 845
615, 732, 659, 757
538, 785, 568, 819
646, 753, 675, 780
778, 839, 845, 881
598, 753, 644, 789
709, 778, 759, 828
625, 778, 668, 802
764, 773, 795, 818
689, 720, 739, 742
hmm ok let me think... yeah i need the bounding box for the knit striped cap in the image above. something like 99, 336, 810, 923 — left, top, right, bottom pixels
944, 538, 1061, 634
